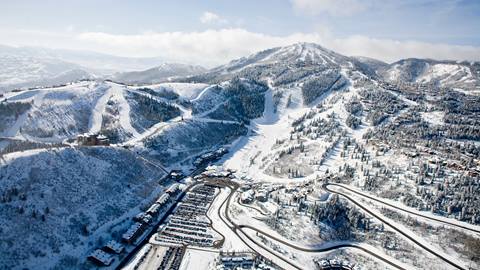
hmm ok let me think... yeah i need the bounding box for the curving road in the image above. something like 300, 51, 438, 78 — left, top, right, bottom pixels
238, 224, 407, 270
326, 183, 480, 234
219, 181, 408, 270
323, 183, 467, 270
216, 182, 304, 270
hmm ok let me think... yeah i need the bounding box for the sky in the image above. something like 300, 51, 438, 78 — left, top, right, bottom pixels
0, 0, 479, 67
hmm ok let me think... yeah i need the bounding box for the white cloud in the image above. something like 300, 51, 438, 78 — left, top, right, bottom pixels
200, 11, 227, 24
75, 28, 480, 67
290, 0, 368, 16
1, 27, 477, 67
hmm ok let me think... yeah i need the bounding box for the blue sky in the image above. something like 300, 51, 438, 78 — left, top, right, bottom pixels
1, 0, 479, 66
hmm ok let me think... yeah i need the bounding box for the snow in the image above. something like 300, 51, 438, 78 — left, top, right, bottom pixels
421, 111, 444, 126
191, 84, 217, 102
88, 84, 112, 134
110, 83, 141, 137
179, 248, 218, 270
329, 185, 471, 269
133, 82, 210, 100
159, 82, 209, 100
224, 85, 311, 183
332, 183, 480, 233
0, 146, 166, 269
207, 187, 250, 250
417, 64, 472, 84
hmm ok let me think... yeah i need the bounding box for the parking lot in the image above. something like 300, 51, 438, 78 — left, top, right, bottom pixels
155, 183, 219, 247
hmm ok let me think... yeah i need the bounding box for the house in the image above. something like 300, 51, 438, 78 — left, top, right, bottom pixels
146, 203, 161, 216
168, 170, 184, 181
141, 214, 153, 224
241, 190, 255, 204
122, 222, 146, 244
255, 190, 268, 202
156, 193, 170, 206
77, 133, 110, 146
166, 183, 180, 195
133, 212, 146, 222
88, 249, 114, 266
103, 240, 124, 254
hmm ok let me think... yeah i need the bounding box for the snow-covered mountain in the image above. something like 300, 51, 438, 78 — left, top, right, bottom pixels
0, 45, 165, 72
0, 53, 94, 94
0, 45, 170, 94
378, 58, 480, 89
190, 43, 479, 92
1, 42, 479, 270
110, 63, 207, 84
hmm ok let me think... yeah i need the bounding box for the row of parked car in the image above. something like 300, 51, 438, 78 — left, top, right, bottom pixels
155, 184, 217, 247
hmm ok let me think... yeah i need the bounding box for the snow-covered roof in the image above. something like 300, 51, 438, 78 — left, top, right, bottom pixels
166, 183, 179, 193
122, 222, 144, 240
89, 249, 113, 266
105, 240, 124, 254
147, 203, 161, 214
156, 193, 170, 205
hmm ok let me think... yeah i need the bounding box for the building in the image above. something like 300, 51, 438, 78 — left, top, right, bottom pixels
77, 133, 110, 146
156, 193, 170, 205
315, 258, 357, 270
146, 203, 161, 217
141, 214, 153, 224
103, 240, 124, 254
166, 183, 180, 195
88, 249, 114, 266
122, 222, 146, 244
168, 170, 184, 181
255, 190, 269, 202
217, 252, 256, 270
241, 190, 255, 204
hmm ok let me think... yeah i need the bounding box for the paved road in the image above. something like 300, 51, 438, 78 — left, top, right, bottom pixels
216, 182, 304, 270
326, 183, 480, 234
323, 183, 467, 270
223, 182, 407, 270
120, 177, 470, 270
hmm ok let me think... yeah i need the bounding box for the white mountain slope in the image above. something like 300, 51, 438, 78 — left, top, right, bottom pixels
0, 81, 207, 144
110, 63, 207, 84
209, 42, 350, 75
378, 58, 480, 90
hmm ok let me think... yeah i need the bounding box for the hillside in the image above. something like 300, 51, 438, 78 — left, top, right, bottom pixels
0, 147, 165, 269
110, 63, 207, 85
0, 42, 479, 270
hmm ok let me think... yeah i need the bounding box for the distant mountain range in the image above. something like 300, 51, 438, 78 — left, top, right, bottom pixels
109, 63, 207, 84
1, 43, 478, 95
0, 45, 206, 93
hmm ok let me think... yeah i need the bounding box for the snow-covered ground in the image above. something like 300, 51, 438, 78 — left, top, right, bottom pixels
0, 146, 166, 270
2, 42, 479, 270
179, 248, 218, 270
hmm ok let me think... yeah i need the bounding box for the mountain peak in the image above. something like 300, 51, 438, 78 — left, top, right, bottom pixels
213, 42, 350, 74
